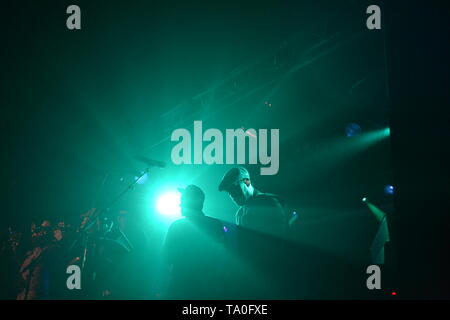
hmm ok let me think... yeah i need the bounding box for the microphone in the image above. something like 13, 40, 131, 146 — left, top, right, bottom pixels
134, 156, 166, 168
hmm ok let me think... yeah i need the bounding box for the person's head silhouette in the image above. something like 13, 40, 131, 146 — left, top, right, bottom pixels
178, 184, 205, 217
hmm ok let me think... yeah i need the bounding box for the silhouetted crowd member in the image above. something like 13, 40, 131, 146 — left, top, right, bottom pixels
16, 220, 70, 300
163, 185, 226, 299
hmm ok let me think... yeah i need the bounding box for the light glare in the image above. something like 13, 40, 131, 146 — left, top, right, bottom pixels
156, 191, 181, 216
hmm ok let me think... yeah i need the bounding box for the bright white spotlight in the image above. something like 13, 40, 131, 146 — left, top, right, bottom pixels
156, 191, 181, 217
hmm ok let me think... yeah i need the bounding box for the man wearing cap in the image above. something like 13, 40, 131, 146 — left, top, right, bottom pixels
218, 168, 289, 298
162, 185, 225, 299
218, 167, 287, 237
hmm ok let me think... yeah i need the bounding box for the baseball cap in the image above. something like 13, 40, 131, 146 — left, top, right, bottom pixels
218, 167, 250, 192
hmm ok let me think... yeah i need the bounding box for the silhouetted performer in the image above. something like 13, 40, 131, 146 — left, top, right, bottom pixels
163, 185, 225, 299
218, 167, 289, 298
218, 167, 287, 237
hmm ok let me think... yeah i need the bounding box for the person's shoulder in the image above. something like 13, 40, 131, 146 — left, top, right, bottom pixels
201, 215, 224, 228
165, 219, 191, 242
250, 192, 284, 207
167, 218, 188, 231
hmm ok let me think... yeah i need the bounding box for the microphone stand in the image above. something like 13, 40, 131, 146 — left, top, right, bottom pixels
69, 167, 150, 278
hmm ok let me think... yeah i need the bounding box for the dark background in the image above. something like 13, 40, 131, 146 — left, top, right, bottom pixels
0, 0, 449, 299
385, 0, 450, 298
